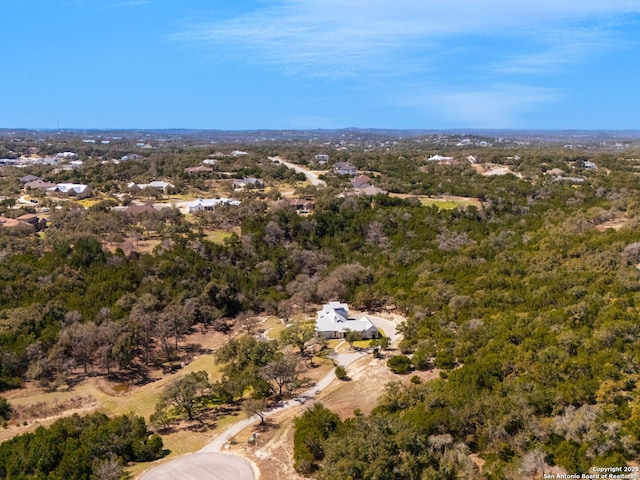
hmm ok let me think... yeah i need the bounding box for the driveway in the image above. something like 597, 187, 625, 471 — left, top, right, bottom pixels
268, 156, 327, 187
137, 351, 368, 480
138, 452, 255, 480
138, 316, 400, 480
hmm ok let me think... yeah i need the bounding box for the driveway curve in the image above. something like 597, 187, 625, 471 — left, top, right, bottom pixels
268, 156, 327, 187
138, 316, 400, 480
138, 452, 254, 480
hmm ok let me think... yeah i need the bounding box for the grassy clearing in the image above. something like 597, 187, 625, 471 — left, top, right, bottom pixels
204, 229, 234, 244
263, 317, 287, 340
388, 193, 481, 209
418, 198, 458, 209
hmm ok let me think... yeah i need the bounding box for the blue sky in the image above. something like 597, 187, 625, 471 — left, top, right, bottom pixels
1, 0, 639, 130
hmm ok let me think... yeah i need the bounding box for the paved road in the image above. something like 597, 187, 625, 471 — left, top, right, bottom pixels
138, 316, 399, 480
139, 452, 255, 480
268, 156, 327, 187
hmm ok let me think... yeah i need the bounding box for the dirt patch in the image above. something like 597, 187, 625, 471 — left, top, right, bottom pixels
472, 163, 522, 178
228, 352, 430, 480
595, 217, 628, 231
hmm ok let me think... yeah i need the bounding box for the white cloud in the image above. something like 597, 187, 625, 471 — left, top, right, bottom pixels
392, 84, 561, 128
175, 0, 640, 78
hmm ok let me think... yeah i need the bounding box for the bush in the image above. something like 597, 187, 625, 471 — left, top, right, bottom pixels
335, 365, 348, 380
387, 355, 412, 374
0, 397, 13, 421
411, 348, 432, 370
398, 339, 415, 354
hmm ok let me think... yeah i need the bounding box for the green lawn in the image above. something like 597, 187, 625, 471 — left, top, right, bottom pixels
205, 230, 234, 244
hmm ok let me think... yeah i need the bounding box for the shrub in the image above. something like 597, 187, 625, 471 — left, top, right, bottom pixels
335, 365, 348, 380
0, 397, 13, 421
387, 355, 412, 374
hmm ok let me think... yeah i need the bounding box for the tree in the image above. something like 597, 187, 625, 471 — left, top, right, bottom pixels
0, 397, 12, 421
243, 397, 268, 425
280, 323, 317, 356
345, 330, 363, 348
293, 403, 341, 474
129, 293, 161, 366
334, 365, 347, 381
156, 370, 210, 421
387, 355, 412, 374
263, 354, 299, 400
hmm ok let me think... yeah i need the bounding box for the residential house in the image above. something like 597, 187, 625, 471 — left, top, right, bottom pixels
0, 216, 36, 233
348, 175, 387, 197
125, 203, 158, 216
24, 179, 58, 192
127, 181, 175, 194
232, 177, 264, 190
184, 166, 214, 174
186, 198, 240, 213
55, 152, 77, 160
427, 155, 454, 162
314, 154, 329, 163
287, 198, 314, 212
350, 175, 373, 190
15, 213, 46, 231
49, 183, 92, 198
19, 174, 40, 184
315, 302, 379, 339
334, 162, 358, 175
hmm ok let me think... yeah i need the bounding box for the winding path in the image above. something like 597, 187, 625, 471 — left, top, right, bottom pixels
268, 156, 327, 187
138, 316, 398, 480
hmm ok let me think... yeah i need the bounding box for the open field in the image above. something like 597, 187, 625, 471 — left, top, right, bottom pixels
388, 193, 482, 209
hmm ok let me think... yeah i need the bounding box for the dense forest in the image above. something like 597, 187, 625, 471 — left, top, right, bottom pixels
1, 132, 640, 477
0, 413, 163, 479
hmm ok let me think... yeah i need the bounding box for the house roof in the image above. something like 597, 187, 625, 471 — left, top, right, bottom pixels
186, 198, 240, 210
19, 174, 40, 183
351, 175, 372, 189
288, 198, 314, 208
125, 204, 157, 216
16, 213, 38, 222
50, 183, 90, 194
317, 302, 349, 324
428, 155, 453, 162
184, 166, 214, 173
315, 303, 378, 335
0, 216, 35, 231
128, 181, 174, 190
25, 179, 57, 190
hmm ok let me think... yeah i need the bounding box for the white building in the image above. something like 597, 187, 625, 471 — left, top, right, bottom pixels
427, 155, 453, 162
315, 302, 379, 339
186, 198, 240, 213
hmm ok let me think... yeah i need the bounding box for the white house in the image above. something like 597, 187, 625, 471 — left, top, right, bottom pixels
47, 183, 92, 198
127, 181, 174, 193
315, 302, 379, 339
427, 155, 453, 162
186, 198, 240, 213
